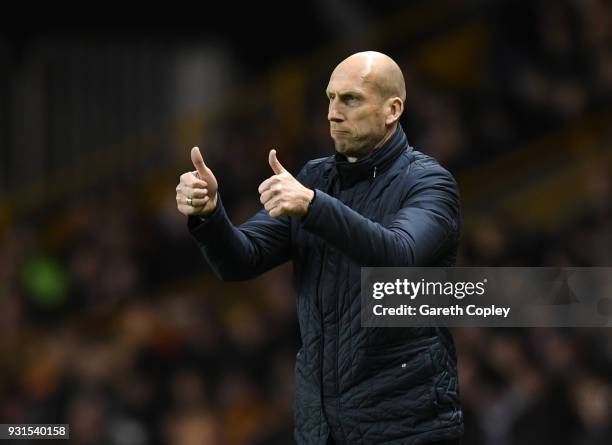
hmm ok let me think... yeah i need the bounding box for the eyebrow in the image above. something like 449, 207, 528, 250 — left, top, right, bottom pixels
326, 89, 364, 98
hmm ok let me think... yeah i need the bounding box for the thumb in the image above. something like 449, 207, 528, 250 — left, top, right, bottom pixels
269, 149, 286, 175
191, 146, 208, 178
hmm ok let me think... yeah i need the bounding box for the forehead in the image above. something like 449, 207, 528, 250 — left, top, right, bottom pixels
326, 66, 373, 95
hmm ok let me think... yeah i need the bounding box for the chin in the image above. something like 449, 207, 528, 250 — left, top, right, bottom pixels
334, 146, 364, 159
333, 142, 353, 155
332, 134, 373, 158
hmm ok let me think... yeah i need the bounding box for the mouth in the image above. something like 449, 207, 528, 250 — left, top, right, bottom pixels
331, 129, 350, 134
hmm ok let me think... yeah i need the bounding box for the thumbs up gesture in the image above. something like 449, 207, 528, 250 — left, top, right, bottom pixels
258, 149, 314, 218
176, 147, 218, 216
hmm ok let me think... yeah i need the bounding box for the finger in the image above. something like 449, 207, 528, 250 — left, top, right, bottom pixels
268, 203, 285, 218
191, 147, 210, 179
180, 172, 206, 189
190, 171, 208, 187
176, 190, 208, 208
264, 198, 276, 213
264, 196, 283, 213
181, 187, 208, 199
188, 173, 208, 189
268, 149, 286, 175
259, 189, 276, 205
258, 176, 275, 194
188, 196, 210, 207
176, 192, 205, 208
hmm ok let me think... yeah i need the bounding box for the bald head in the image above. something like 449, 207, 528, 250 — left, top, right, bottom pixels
333, 51, 406, 102
326, 51, 406, 160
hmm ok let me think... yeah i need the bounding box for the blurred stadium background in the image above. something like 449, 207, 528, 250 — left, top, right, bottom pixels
1, 0, 612, 444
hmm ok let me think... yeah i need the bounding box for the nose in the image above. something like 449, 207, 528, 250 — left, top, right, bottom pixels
328, 99, 343, 123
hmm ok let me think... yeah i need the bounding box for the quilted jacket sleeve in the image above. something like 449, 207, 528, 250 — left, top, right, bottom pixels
300, 163, 461, 266
188, 196, 292, 281
187, 162, 318, 281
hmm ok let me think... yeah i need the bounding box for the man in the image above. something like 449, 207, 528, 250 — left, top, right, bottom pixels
176, 51, 463, 445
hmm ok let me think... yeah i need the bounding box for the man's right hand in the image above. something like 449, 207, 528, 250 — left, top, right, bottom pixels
176, 146, 218, 217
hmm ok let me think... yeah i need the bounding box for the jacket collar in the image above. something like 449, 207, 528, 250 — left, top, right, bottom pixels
333, 124, 410, 189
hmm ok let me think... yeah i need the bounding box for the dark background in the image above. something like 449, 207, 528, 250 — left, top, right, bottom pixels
1, 0, 611, 444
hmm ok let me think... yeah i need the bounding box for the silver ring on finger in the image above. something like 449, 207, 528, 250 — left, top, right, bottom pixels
186, 196, 193, 206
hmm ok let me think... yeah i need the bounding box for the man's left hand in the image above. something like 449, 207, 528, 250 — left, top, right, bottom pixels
258, 150, 314, 218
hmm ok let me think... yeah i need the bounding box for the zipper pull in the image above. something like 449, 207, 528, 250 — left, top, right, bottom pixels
373, 166, 377, 179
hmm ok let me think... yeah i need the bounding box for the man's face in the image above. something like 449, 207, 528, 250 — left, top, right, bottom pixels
326, 67, 387, 159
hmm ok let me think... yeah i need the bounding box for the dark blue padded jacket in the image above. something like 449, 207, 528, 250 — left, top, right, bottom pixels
188, 125, 464, 445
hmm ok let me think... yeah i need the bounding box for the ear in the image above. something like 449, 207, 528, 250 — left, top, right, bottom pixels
384, 97, 404, 125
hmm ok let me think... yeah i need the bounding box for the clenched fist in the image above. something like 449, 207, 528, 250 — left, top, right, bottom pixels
258, 149, 314, 218
176, 147, 218, 217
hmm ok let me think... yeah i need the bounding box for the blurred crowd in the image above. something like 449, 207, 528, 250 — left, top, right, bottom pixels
1, 0, 612, 444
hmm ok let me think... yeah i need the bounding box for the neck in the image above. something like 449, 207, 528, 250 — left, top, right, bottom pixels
347, 124, 397, 163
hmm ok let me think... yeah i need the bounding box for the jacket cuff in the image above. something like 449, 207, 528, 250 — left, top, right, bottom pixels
300, 189, 333, 233
187, 195, 226, 240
